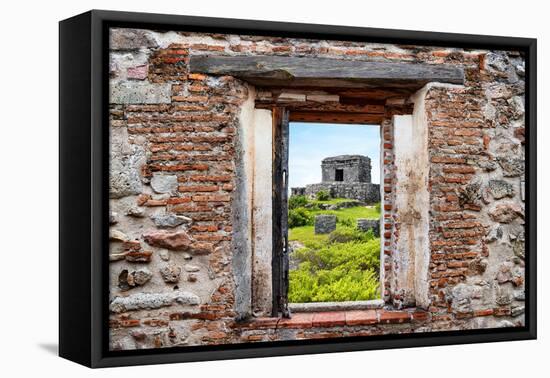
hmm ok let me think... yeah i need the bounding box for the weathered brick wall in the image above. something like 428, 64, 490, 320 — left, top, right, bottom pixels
425, 54, 526, 324
108, 28, 525, 350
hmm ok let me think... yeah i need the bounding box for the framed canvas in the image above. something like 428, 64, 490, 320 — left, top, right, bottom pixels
59, 10, 537, 368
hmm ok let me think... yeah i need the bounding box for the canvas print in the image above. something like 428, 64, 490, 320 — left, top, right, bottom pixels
108, 27, 526, 351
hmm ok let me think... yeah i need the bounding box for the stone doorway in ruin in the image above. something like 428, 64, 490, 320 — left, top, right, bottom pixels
190, 55, 464, 318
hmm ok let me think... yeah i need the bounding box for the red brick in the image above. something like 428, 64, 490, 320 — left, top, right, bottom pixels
144, 199, 167, 206
445, 221, 482, 229
245, 334, 266, 342
178, 185, 219, 192
378, 310, 411, 324
188, 73, 207, 81
474, 309, 494, 317
455, 312, 474, 319
190, 225, 218, 232
438, 204, 461, 212
194, 234, 226, 241
312, 312, 346, 327
150, 163, 209, 172
191, 43, 225, 51
119, 319, 141, 327
122, 240, 141, 252
514, 127, 525, 144
125, 251, 153, 262
172, 95, 208, 103
454, 129, 482, 137
272, 45, 292, 53
464, 204, 482, 211
238, 317, 279, 329
442, 166, 476, 174
345, 310, 377, 326
431, 156, 466, 164
411, 310, 430, 322
167, 197, 192, 204
205, 331, 227, 340
143, 319, 169, 327
493, 307, 512, 317
136, 194, 151, 206
444, 176, 471, 184
279, 313, 314, 328
189, 175, 232, 182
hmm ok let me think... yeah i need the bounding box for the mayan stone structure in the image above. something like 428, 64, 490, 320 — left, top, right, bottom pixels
108, 27, 526, 350
302, 155, 381, 203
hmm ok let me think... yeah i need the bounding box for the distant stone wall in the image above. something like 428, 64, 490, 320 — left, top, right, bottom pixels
291, 187, 306, 196
305, 182, 380, 204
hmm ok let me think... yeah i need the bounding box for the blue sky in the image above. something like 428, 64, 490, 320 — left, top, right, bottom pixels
289, 122, 380, 189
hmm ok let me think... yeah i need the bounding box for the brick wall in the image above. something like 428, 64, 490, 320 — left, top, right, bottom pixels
108, 28, 525, 350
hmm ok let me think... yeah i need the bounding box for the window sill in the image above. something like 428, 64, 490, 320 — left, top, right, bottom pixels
236, 308, 429, 330
289, 299, 384, 313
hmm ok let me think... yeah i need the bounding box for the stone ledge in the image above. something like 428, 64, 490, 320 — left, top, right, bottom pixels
289, 299, 384, 312
237, 309, 429, 329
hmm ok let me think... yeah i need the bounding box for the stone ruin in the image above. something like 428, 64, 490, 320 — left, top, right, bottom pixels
105, 26, 526, 350
292, 155, 380, 204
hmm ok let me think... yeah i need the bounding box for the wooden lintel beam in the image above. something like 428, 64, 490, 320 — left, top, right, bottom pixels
255, 102, 385, 114
288, 111, 384, 125
189, 55, 465, 89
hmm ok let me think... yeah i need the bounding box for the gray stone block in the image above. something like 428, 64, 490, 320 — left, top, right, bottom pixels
110, 81, 171, 104
488, 179, 515, 199
110, 28, 158, 50
151, 213, 192, 228
357, 218, 380, 237
110, 291, 200, 313
110, 127, 145, 198
151, 174, 178, 194
314, 214, 337, 234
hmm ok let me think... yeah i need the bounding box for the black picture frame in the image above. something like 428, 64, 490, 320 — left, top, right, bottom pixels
59, 9, 537, 368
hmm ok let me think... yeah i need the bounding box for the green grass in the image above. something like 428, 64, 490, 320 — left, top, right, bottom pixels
289, 203, 379, 243
289, 225, 329, 245
288, 197, 381, 303
308, 205, 379, 223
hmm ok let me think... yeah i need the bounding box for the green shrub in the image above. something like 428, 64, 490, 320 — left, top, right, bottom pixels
316, 190, 331, 201
289, 195, 308, 210
337, 217, 354, 227
312, 269, 380, 302
288, 208, 313, 228
328, 226, 375, 244
293, 239, 380, 271
374, 202, 381, 214
289, 239, 381, 302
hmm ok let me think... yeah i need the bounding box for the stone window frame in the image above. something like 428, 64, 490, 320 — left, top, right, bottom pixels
235, 83, 444, 318
282, 116, 383, 314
